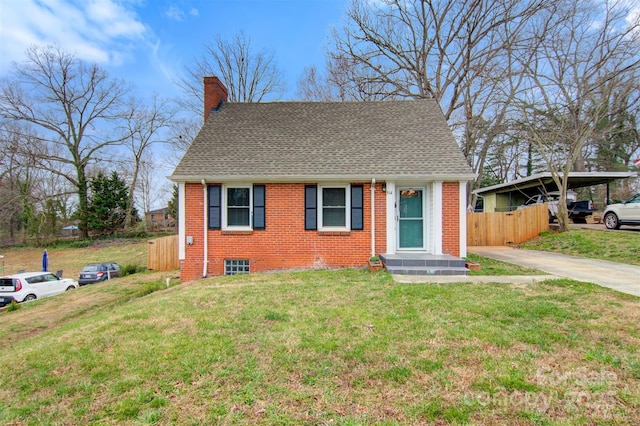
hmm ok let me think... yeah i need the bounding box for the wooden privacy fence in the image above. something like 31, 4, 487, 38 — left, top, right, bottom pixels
467, 203, 549, 246
147, 235, 179, 271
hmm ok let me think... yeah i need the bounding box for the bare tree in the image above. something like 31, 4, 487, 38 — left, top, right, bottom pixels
297, 65, 340, 101
165, 116, 200, 165
297, 57, 395, 101
176, 31, 286, 118
330, 0, 546, 117
318, 0, 548, 208
0, 122, 28, 242
122, 95, 177, 230
461, 35, 536, 208
0, 45, 132, 238
134, 151, 155, 219
592, 91, 640, 176
0, 122, 70, 244
321, 0, 639, 216
513, 0, 640, 231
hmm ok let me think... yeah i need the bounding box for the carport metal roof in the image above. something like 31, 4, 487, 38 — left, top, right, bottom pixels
473, 172, 637, 196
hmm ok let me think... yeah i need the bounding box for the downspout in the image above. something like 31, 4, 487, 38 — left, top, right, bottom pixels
371, 178, 376, 257
201, 179, 208, 278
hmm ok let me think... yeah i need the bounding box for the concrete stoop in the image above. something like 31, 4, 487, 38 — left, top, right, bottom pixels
380, 253, 469, 276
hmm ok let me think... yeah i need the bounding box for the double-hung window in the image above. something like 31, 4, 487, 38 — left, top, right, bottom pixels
305, 184, 363, 231
226, 187, 250, 227
208, 184, 266, 230
321, 186, 348, 228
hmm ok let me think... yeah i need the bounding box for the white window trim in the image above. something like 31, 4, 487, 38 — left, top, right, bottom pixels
222, 184, 253, 230
318, 184, 351, 231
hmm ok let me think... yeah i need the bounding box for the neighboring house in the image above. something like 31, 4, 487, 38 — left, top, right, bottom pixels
170, 77, 475, 282
145, 207, 175, 230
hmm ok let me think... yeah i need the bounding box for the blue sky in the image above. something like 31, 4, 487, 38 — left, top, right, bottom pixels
0, 0, 350, 100
0, 0, 351, 210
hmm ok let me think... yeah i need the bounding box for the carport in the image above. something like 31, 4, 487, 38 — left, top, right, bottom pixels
474, 172, 637, 212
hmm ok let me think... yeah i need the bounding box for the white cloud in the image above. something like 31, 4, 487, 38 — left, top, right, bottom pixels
149, 39, 176, 85
165, 5, 185, 21
86, 0, 146, 38
0, 0, 149, 72
165, 5, 199, 21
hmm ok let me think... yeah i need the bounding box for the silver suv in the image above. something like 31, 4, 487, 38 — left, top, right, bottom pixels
603, 193, 640, 229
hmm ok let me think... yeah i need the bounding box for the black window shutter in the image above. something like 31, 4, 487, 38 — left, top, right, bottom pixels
351, 185, 364, 230
208, 185, 221, 229
305, 185, 317, 230
253, 184, 266, 230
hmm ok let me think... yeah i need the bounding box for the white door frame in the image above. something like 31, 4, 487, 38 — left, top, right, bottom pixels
396, 186, 427, 251
385, 182, 442, 255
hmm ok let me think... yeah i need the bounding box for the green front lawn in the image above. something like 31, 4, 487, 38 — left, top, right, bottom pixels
1, 269, 638, 425
520, 228, 640, 266
465, 253, 546, 276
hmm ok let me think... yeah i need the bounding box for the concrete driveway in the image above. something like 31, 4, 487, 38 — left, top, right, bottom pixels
568, 222, 640, 233
469, 246, 640, 297
394, 247, 639, 297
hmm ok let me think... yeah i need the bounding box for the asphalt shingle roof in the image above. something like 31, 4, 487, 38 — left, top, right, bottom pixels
170, 100, 474, 182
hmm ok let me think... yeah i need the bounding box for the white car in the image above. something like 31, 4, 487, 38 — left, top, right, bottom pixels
0, 272, 78, 306
603, 193, 640, 229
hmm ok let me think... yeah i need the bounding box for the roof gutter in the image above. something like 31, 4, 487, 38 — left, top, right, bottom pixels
170, 173, 477, 183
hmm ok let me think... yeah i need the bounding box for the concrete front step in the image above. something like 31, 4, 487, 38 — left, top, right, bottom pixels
380, 253, 469, 276
385, 266, 470, 276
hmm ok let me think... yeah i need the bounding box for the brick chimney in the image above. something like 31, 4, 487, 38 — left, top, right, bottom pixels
203, 76, 228, 121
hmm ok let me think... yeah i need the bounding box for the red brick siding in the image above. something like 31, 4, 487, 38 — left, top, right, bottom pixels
203, 76, 228, 122
441, 182, 460, 256
181, 182, 387, 281
181, 183, 207, 281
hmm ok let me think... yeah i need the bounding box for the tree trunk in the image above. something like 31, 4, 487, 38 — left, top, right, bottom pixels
77, 166, 90, 239
124, 158, 140, 232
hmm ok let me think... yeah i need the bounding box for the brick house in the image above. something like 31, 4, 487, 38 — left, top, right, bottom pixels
170, 77, 475, 282
145, 207, 175, 230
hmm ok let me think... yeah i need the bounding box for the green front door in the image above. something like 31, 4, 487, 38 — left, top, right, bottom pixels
398, 189, 424, 249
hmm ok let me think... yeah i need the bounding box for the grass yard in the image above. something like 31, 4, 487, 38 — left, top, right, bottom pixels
0, 269, 638, 425
0, 238, 150, 279
520, 228, 640, 266
465, 253, 545, 276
